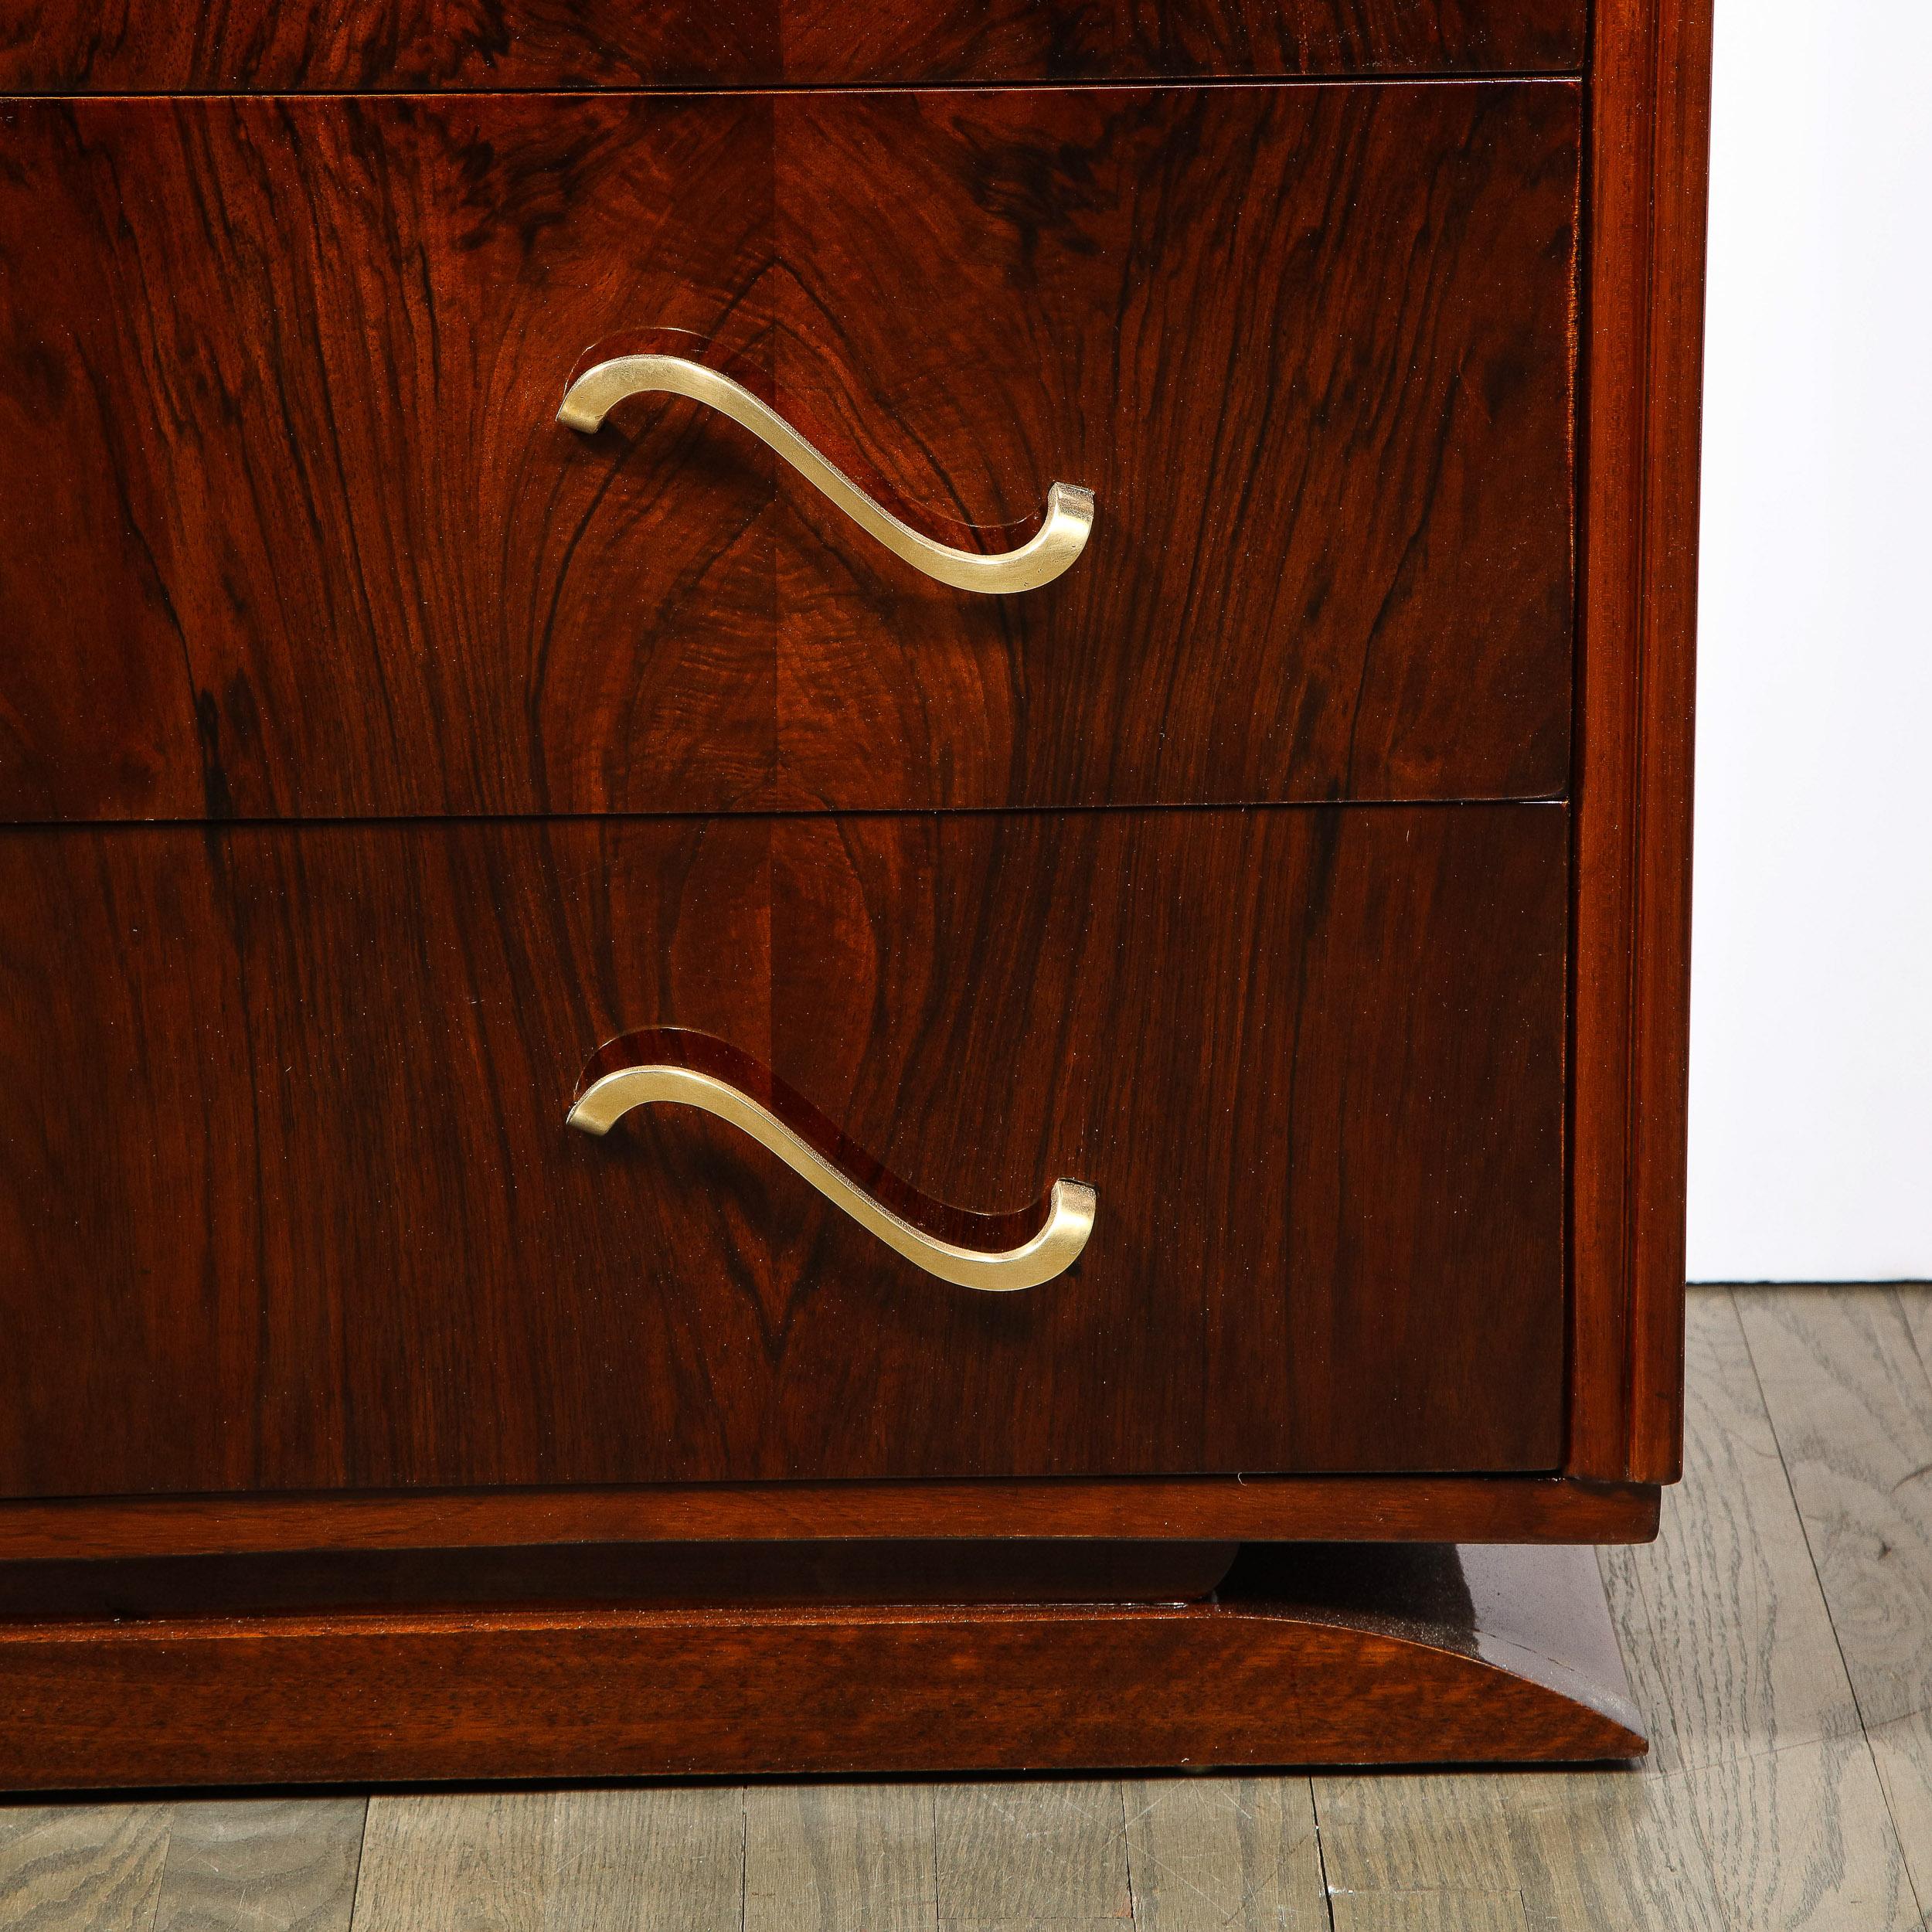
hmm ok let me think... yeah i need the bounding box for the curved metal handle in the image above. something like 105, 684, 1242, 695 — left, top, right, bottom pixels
568, 1029, 1094, 1294
558, 353, 1095, 596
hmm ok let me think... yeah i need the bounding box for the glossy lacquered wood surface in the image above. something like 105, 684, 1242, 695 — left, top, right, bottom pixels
0, 86, 1579, 820
0, 1478, 1662, 1561
0, 1546, 1641, 1788
0, 0, 1586, 93
0, 808, 1566, 1497
1568, 0, 1714, 1481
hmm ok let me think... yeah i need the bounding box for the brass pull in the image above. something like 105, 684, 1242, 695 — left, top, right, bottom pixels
569, 1029, 1095, 1294
557, 353, 1095, 595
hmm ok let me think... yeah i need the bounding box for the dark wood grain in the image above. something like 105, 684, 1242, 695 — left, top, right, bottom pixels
0, 1478, 1662, 1561
0, 806, 1565, 1497
770, 83, 1578, 811
0, 86, 1578, 818
0, 1545, 1640, 1791
0, 1, 1585, 94
0, 96, 778, 822
1567, 0, 1714, 1481
763, 808, 1568, 1478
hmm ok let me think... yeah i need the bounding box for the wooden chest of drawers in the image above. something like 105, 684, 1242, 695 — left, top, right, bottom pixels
0, 0, 1713, 1781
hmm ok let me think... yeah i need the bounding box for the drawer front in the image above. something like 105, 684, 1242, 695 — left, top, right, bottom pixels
0, 85, 1578, 821
0, 2, 1584, 94
0, 807, 1566, 1496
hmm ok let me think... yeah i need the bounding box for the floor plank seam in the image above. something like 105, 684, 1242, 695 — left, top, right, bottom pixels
737, 1784, 750, 1932
1862, 1732, 1932, 1932
138, 1808, 169, 1932
1727, 1287, 1879, 1740
1617, 1543, 1737, 1921
1116, 1801, 1219, 1927
1308, 1791, 1338, 1932
1730, 1288, 1923, 1928
339, 1798, 371, 1932
928, 1785, 942, 1932
1733, 1286, 1932, 1932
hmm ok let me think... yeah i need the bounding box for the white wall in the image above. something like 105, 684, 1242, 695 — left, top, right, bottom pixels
1687, 0, 1932, 1281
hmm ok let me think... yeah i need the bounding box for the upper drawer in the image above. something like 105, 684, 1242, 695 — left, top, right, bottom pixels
0, 84, 1578, 821
0, 2, 1584, 94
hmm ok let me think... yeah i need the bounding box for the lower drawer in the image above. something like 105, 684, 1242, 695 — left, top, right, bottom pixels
0, 808, 1566, 1495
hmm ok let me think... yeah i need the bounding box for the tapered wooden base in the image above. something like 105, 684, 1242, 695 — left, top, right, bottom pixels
0, 1543, 1643, 1789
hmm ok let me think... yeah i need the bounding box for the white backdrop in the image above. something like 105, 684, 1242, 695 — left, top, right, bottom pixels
1687, 0, 1932, 1281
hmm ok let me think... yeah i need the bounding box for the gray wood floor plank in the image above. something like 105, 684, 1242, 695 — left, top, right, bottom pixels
539, 1787, 743, 1932
151, 1800, 365, 1932
744, 1784, 937, 1932
933, 1781, 1131, 1931
1737, 1286, 1932, 1728
1867, 1709, 1932, 1931
1326, 1893, 1531, 1932
349, 1787, 744, 1932
1119, 1776, 1325, 1932
1896, 1285, 1932, 1379
1311, 1765, 1725, 1932
1617, 1288, 1862, 1774
349, 1793, 549, 1932
1679, 1733, 1917, 1932
0, 1804, 172, 1932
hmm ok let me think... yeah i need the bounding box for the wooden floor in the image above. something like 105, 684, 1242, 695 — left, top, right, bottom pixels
3, 1286, 1929, 1930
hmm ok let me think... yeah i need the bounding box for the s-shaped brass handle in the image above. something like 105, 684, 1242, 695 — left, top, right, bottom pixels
558, 352, 1095, 595
569, 1029, 1095, 1293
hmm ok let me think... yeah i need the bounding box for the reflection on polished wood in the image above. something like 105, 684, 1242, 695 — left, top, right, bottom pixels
0, 1543, 1642, 1788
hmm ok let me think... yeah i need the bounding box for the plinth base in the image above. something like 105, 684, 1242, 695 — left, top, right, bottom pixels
0, 1542, 1644, 1789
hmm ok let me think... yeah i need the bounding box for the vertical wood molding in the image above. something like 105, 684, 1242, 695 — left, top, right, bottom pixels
1570, 0, 1716, 1479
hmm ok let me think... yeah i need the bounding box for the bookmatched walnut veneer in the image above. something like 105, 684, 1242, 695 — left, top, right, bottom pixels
0, 0, 1713, 1781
